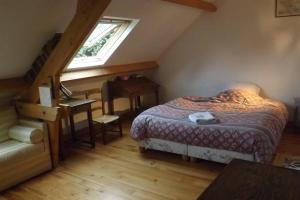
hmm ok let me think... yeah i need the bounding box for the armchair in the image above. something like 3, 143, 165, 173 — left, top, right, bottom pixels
0, 104, 59, 192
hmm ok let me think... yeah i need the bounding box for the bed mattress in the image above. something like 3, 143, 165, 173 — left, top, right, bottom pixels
130, 90, 288, 163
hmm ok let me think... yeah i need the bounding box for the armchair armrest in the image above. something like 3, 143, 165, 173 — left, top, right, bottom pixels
15, 102, 60, 122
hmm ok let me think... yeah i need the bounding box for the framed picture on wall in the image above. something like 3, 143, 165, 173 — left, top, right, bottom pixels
276, 0, 300, 17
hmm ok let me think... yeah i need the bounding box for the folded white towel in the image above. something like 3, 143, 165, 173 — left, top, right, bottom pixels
189, 112, 218, 124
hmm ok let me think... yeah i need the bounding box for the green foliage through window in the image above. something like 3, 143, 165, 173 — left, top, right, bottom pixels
67, 18, 138, 69
76, 25, 121, 58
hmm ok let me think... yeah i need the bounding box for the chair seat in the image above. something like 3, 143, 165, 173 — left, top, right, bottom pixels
93, 115, 119, 124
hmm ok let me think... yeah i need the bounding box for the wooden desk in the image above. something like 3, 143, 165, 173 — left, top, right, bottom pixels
198, 159, 300, 200
108, 77, 159, 114
59, 99, 96, 148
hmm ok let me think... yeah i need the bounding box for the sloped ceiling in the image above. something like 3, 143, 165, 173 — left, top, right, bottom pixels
0, 0, 201, 79
0, 0, 77, 79
101, 0, 201, 66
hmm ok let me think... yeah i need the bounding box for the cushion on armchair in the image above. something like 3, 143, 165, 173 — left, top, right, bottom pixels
8, 125, 43, 144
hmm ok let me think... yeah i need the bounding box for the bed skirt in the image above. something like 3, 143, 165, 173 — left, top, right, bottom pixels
138, 138, 255, 164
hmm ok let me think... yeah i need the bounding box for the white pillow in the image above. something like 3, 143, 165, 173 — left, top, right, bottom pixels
8, 125, 43, 144
225, 83, 261, 95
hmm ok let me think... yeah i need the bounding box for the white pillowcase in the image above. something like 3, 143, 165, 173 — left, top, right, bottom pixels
8, 125, 43, 144
225, 83, 261, 95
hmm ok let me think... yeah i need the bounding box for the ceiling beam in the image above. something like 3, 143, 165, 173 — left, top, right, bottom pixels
24, 0, 112, 103
0, 77, 29, 92
162, 0, 217, 12
60, 61, 159, 83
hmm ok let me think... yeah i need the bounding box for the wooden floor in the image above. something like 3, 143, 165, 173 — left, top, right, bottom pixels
1, 123, 300, 200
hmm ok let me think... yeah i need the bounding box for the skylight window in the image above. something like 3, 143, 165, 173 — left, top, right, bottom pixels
67, 17, 139, 70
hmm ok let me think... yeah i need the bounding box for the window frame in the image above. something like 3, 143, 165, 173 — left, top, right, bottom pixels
66, 17, 139, 71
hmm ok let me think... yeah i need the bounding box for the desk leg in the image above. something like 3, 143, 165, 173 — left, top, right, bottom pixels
129, 96, 134, 113
63, 118, 69, 134
137, 96, 141, 110
59, 119, 65, 160
69, 114, 76, 142
155, 90, 159, 105
87, 107, 95, 148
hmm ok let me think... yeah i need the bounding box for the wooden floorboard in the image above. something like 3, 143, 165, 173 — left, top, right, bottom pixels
1, 123, 300, 200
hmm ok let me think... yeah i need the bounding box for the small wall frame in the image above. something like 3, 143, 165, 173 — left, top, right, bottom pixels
276, 0, 300, 17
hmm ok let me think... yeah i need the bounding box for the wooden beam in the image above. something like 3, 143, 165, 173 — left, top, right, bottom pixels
60, 61, 159, 83
25, 0, 112, 103
0, 77, 29, 92
162, 0, 217, 12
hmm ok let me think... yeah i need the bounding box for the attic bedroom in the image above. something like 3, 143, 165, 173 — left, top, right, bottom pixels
1, 0, 300, 199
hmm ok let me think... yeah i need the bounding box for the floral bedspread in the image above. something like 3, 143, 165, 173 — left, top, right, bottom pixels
130, 90, 288, 163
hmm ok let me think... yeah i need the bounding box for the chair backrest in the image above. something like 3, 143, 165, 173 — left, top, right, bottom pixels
72, 88, 105, 115
0, 106, 18, 142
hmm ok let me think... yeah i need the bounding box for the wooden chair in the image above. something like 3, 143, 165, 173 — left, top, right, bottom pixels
74, 88, 122, 144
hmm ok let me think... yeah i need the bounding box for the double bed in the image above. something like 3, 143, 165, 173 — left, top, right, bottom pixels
130, 88, 288, 164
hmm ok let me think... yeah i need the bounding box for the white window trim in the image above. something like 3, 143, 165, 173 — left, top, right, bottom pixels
67, 17, 139, 71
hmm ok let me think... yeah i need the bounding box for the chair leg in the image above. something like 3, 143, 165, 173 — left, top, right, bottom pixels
101, 124, 106, 145
118, 118, 123, 137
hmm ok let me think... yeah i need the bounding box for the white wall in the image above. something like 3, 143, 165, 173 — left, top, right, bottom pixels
0, 0, 76, 79
155, 0, 300, 117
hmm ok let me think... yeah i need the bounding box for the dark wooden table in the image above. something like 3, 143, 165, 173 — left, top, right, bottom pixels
107, 77, 160, 114
198, 159, 300, 200
59, 98, 96, 148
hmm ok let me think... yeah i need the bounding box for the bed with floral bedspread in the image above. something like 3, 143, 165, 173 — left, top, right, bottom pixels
130, 90, 288, 163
